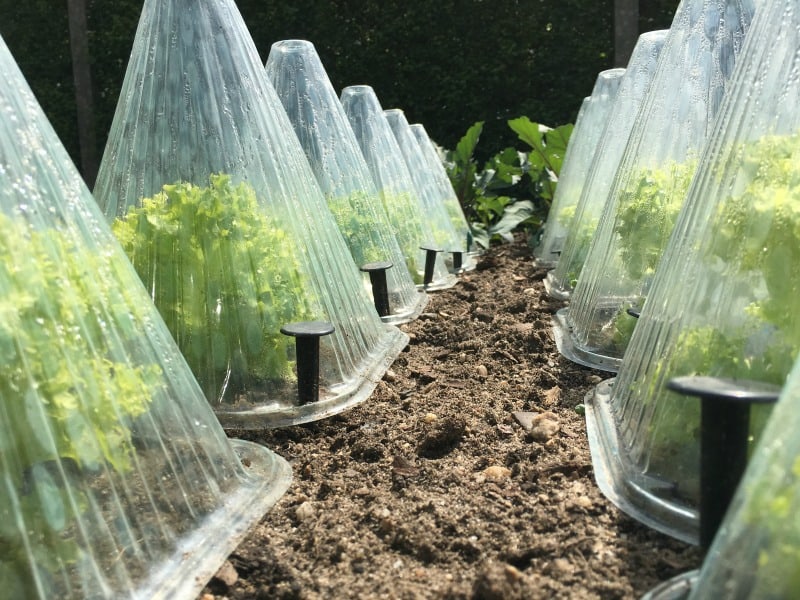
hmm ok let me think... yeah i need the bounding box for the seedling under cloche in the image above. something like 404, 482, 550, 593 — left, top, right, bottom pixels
545, 30, 668, 300
340, 85, 457, 290
93, 0, 407, 428
385, 108, 476, 273
265, 39, 427, 324
585, 0, 796, 545
533, 67, 625, 268
554, 0, 757, 372
0, 34, 290, 599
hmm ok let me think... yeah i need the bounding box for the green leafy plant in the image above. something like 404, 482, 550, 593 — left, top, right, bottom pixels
634, 131, 800, 498
445, 117, 573, 248
614, 159, 696, 281
0, 212, 162, 596
113, 173, 315, 402
327, 191, 392, 264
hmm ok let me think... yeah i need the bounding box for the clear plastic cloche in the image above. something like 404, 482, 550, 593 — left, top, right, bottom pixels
690, 315, 800, 595
385, 108, 475, 272
265, 39, 427, 324
585, 0, 794, 545
533, 67, 625, 268
340, 85, 457, 290
409, 122, 478, 263
0, 35, 291, 599
545, 30, 668, 300
93, 0, 408, 428
555, 0, 757, 373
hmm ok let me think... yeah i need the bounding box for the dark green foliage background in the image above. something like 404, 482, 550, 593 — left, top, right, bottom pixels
0, 0, 679, 176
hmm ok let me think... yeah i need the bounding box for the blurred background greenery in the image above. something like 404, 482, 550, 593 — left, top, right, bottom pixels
0, 0, 679, 185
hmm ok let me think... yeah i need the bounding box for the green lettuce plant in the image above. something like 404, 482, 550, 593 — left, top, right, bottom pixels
635, 131, 800, 495
113, 173, 315, 402
0, 212, 161, 596
605, 160, 696, 350
326, 191, 390, 264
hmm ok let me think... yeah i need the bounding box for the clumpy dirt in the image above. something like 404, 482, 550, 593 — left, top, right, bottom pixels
201, 235, 701, 600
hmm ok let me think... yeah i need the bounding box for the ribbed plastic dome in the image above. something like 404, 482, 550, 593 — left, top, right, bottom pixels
0, 35, 290, 599
691, 335, 800, 596
409, 123, 477, 262
533, 68, 625, 268
555, 0, 757, 372
265, 39, 427, 324
586, 0, 792, 544
385, 108, 475, 272
340, 85, 457, 290
545, 30, 668, 300
93, 0, 408, 428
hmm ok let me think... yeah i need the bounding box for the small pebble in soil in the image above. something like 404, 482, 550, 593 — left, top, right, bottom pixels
295, 501, 315, 523
481, 465, 512, 482
476, 364, 489, 378
529, 412, 560, 442
212, 560, 239, 587
423, 412, 438, 424
384, 369, 397, 382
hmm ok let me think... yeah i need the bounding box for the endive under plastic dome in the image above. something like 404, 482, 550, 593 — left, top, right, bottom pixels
0, 35, 290, 599
545, 30, 668, 300
93, 0, 408, 428
555, 0, 757, 372
533, 67, 625, 268
586, 0, 793, 545
409, 123, 476, 261
340, 85, 457, 290
385, 108, 476, 272
265, 39, 427, 324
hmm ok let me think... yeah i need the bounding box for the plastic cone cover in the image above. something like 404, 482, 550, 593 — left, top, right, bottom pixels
265, 39, 427, 324
534, 68, 625, 268
691, 323, 800, 594
340, 85, 456, 290
0, 36, 290, 599
561, 0, 757, 372
586, 0, 795, 544
546, 31, 668, 300
385, 109, 467, 268
93, 0, 408, 428
409, 123, 476, 261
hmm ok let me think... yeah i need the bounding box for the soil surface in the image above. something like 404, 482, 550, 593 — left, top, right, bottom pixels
201, 235, 701, 600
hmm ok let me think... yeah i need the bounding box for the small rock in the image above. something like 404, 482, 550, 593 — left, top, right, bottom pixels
200, 595, 215, 600
512, 411, 536, 432
523, 287, 536, 296
575, 495, 593, 509
587, 374, 603, 384
541, 385, 561, 406
423, 412, 438, 424
295, 501, 316, 522
531, 415, 560, 442
551, 557, 571, 574
504, 564, 523, 581
384, 369, 397, 382
476, 364, 489, 378
482, 465, 511, 482
213, 560, 239, 587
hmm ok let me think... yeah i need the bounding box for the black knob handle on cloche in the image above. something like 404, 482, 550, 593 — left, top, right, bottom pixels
626, 306, 641, 319
360, 261, 393, 317
420, 246, 442, 287
451, 251, 463, 272
281, 321, 335, 405
666, 375, 780, 550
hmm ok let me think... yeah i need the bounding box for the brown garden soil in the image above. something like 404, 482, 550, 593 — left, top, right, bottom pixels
201, 235, 701, 600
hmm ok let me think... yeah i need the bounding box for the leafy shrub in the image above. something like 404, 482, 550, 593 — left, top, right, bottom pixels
113, 174, 315, 402
445, 117, 573, 248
